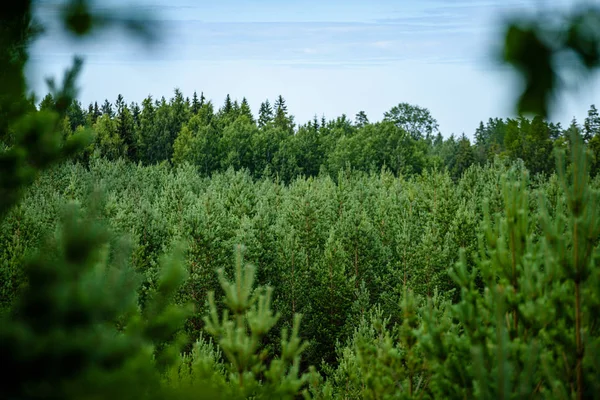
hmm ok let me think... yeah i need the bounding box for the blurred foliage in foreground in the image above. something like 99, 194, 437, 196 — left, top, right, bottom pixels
1, 1, 600, 399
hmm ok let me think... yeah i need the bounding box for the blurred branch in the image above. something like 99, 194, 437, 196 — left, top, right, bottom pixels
0, 0, 160, 216
60, 0, 161, 45
502, 5, 600, 118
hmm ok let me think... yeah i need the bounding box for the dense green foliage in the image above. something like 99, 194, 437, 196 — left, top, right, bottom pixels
0, 157, 505, 354
2, 0, 600, 399
39, 91, 600, 181
2, 147, 600, 398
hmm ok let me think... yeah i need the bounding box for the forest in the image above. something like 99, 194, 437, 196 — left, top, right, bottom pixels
1, 1, 600, 399
34, 89, 600, 181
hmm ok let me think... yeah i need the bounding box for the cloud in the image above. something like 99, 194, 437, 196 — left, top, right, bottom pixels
34, 0, 543, 68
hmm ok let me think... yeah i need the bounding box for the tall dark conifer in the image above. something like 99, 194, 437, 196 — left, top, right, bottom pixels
274, 95, 292, 132
239, 97, 254, 124
258, 99, 273, 129
39, 93, 55, 111
101, 99, 113, 118
584, 104, 600, 142
223, 94, 233, 115
191, 91, 200, 114
115, 94, 136, 160
355, 111, 369, 128
66, 100, 85, 131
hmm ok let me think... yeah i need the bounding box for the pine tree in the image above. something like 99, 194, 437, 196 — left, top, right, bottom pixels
419, 130, 600, 399
202, 245, 311, 398
0, 3, 195, 399
304, 229, 353, 365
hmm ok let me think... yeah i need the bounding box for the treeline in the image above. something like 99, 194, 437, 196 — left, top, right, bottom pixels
36, 90, 600, 180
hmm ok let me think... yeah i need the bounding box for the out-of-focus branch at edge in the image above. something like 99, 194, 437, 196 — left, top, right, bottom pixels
502, 4, 600, 118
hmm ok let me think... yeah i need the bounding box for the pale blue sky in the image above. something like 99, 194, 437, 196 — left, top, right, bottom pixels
27, 0, 600, 137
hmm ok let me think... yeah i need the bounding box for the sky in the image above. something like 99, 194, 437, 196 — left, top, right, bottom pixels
27, 0, 600, 138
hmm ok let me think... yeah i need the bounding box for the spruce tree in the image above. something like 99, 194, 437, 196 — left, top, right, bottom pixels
274, 95, 293, 133
137, 95, 156, 164
39, 93, 56, 111
191, 91, 200, 114
86, 102, 94, 123
116, 94, 137, 160
354, 111, 369, 128
194, 124, 219, 174
223, 94, 233, 115
232, 99, 240, 118
101, 99, 114, 118
258, 99, 273, 129
145, 96, 174, 163
66, 99, 85, 131
240, 97, 254, 124
93, 101, 101, 120
584, 104, 600, 142
115, 93, 125, 113
131, 101, 141, 128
